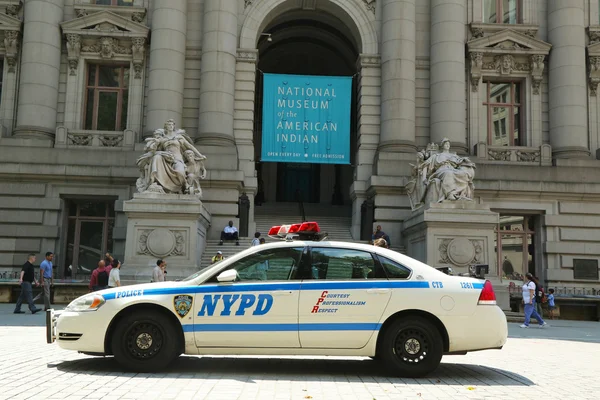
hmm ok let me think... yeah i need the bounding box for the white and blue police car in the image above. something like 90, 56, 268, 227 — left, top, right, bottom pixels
46, 222, 507, 378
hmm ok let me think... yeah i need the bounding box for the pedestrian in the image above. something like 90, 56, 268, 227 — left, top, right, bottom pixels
152, 259, 166, 282
33, 252, 53, 311
89, 260, 112, 291
251, 232, 261, 246
372, 225, 391, 247
212, 251, 224, 264
13, 254, 42, 314
219, 220, 240, 246
108, 259, 121, 288
259, 238, 265, 245
547, 288, 556, 320
520, 272, 547, 328
373, 238, 388, 248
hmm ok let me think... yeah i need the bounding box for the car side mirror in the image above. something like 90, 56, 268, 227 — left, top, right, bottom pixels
217, 269, 237, 283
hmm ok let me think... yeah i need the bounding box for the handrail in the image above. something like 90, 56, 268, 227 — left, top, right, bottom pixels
296, 190, 306, 222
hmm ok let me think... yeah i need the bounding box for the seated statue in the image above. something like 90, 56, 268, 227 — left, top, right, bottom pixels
135, 119, 207, 197
406, 138, 476, 211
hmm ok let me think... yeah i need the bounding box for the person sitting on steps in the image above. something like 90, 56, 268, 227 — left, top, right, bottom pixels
220, 220, 240, 246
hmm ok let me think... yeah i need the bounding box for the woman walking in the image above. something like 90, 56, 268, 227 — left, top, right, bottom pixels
520, 273, 547, 328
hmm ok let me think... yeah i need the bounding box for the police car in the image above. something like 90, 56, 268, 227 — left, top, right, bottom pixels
46, 222, 507, 378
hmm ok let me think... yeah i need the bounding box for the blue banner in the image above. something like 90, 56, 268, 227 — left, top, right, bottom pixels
261, 73, 352, 164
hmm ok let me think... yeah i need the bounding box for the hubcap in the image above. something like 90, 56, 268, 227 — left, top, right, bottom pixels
393, 328, 429, 364
125, 322, 163, 360
136, 333, 153, 350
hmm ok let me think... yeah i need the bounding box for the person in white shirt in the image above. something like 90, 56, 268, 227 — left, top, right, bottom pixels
152, 259, 166, 282
520, 272, 546, 328
220, 220, 239, 246
108, 259, 121, 288
251, 232, 261, 246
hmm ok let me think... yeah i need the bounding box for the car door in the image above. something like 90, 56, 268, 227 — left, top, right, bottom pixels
298, 246, 392, 349
193, 246, 304, 348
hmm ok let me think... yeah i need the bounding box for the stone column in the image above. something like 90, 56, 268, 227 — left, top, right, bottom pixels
430, 0, 467, 153
378, 0, 416, 153
196, 0, 238, 146
14, 0, 64, 139
548, 0, 590, 158
145, 0, 187, 134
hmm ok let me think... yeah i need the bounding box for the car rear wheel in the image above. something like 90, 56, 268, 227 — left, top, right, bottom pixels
379, 317, 443, 378
111, 311, 180, 372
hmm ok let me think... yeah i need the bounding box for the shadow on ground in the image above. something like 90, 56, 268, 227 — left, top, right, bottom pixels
51, 355, 534, 386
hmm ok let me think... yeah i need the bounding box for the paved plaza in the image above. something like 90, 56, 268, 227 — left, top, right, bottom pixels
0, 304, 598, 400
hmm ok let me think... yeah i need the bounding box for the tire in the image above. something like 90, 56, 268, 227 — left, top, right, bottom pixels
111, 310, 180, 372
379, 316, 444, 378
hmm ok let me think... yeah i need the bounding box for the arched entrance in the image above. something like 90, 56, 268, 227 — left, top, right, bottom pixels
243, 1, 375, 206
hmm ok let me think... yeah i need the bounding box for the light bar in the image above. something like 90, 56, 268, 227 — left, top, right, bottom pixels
268, 222, 321, 240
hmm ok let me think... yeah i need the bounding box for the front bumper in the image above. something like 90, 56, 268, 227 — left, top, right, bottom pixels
45, 308, 110, 353
46, 309, 58, 344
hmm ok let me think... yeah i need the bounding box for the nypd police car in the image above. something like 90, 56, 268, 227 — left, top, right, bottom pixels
46, 222, 507, 378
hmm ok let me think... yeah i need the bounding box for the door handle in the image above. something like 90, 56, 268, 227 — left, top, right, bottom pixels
271, 291, 294, 296
367, 289, 390, 295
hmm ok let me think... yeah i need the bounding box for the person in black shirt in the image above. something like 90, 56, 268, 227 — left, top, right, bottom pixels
14, 254, 42, 314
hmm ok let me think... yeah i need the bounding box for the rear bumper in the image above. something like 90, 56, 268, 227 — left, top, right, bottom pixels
442, 305, 508, 353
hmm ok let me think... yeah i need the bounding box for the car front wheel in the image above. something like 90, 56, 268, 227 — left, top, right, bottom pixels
379, 316, 444, 378
111, 310, 180, 372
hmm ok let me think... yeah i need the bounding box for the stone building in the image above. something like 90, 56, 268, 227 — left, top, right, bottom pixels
0, 0, 599, 292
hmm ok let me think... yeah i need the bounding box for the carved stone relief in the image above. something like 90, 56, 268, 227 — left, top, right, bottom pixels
589, 56, 600, 96
131, 37, 146, 78
82, 37, 132, 59
138, 228, 187, 258
66, 34, 81, 76
363, 0, 376, 15
5, 4, 20, 18
244, 0, 254, 8
3, 30, 19, 72
488, 149, 511, 161
469, 52, 483, 92
438, 238, 484, 267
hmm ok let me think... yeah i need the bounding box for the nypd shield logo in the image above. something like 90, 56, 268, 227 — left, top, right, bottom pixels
173, 295, 193, 318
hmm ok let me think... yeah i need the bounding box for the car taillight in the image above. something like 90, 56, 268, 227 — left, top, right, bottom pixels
478, 280, 496, 305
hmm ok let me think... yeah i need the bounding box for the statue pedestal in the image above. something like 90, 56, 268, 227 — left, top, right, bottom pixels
402, 201, 509, 310
122, 193, 211, 283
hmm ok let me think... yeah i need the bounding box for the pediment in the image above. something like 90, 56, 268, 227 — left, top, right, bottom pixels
61, 10, 148, 37
0, 12, 21, 31
468, 29, 551, 54
588, 41, 600, 56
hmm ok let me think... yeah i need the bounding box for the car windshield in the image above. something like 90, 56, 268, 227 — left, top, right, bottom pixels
180, 266, 212, 282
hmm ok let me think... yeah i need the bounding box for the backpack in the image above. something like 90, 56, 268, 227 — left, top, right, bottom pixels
537, 285, 546, 303
97, 269, 109, 287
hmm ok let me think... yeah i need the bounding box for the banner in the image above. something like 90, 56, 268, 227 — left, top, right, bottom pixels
261, 73, 352, 164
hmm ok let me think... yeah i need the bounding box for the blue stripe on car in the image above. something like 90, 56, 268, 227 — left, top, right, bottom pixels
182, 323, 383, 332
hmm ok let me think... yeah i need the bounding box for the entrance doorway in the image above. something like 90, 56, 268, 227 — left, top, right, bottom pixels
254, 10, 358, 205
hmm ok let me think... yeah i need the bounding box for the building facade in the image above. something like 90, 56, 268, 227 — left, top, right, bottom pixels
0, 0, 599, 291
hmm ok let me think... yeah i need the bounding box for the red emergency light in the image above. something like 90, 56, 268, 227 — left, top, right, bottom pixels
268, 222, 322, 240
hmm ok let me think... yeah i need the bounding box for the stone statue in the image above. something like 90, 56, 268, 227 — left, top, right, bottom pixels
136, 119, 207, 197
406, 138, 476, 210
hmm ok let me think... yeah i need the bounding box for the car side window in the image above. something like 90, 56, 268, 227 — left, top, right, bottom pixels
206, 247, 304, 283
309, 248, 385, 280
378, 256, 412, 279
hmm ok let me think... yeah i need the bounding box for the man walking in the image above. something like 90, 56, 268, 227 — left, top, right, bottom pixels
34, 252, 53, 311
152, 259, 166, 282
14, 254, 42, 314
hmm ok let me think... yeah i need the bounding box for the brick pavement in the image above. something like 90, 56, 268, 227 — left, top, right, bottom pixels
0, 315, 598, 400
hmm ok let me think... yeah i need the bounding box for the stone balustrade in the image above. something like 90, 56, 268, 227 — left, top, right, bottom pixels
475, 142, 552, 166
54, 126, 135, 150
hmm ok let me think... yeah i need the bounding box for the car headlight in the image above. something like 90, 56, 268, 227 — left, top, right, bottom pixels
66, 294, 106, 312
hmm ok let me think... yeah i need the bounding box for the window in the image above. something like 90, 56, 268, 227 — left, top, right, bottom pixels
484, 82, 522, 146
494, 215, 536, 281
309, 248, 385, 280
209, 248, 304, 282
84, 64, 130, 131
483, 0, 520, 24
64, 200, 115, 277
378, 256, 412, 279
93, 0, 134, 5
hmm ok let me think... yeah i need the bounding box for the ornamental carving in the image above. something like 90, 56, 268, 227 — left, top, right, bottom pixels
488, 149, 511, 161
131, 12, 145, 23
131, 37, 146, 78
82, 37, 132, 59
68, 133, 92, 146
469, 52, 483, 92
75, 8, 87, 18
358, 54, 380, 69
516, 150, 540, 162
138, 228, 187, 257
363, 0, 376, 15
438, 238, 483, 267
237, 49, 258, 63
66, 34, 81, 76
99, 135, 123, 147
530, 55, 545, 95
590, 30, 600, 45
244, 0, 254, 8
471, 27, 484, 39
3, 30, 19, 73
589, 56, 600, 96
5, 4, 20, 17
